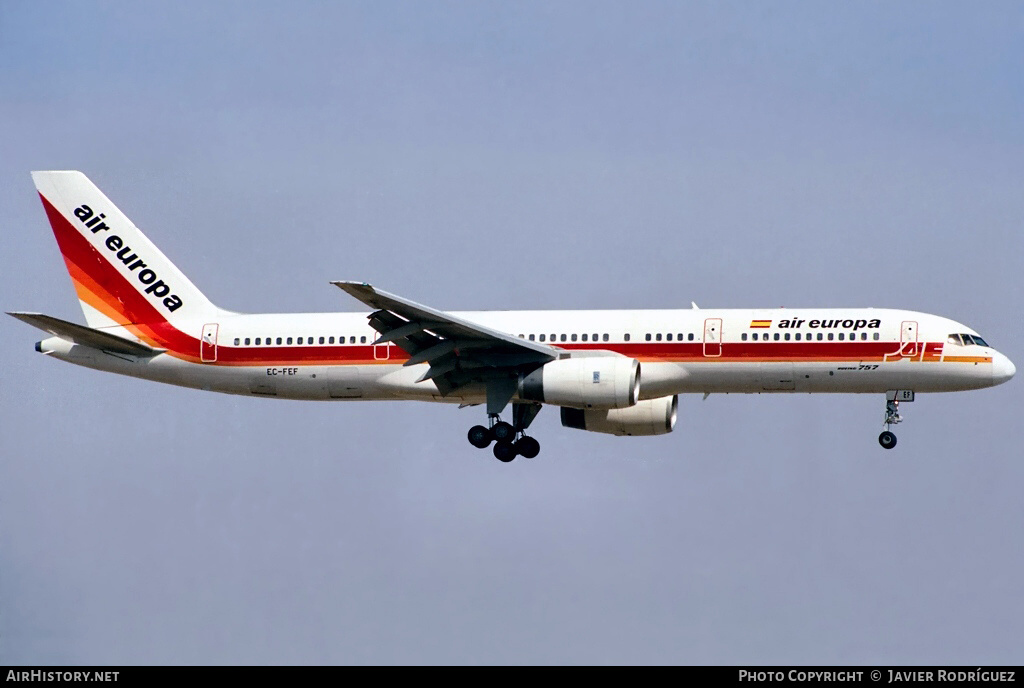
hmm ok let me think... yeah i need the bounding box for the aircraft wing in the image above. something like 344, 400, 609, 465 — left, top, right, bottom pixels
332, 281, 559, 395
7, 312, 165, 357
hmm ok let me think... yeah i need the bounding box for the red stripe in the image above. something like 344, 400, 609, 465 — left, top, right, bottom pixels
209, 341, 946, 367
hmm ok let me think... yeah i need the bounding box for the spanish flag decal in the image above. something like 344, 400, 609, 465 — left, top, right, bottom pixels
750, 319, 772, 328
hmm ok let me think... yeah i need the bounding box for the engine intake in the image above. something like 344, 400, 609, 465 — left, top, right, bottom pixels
561, 395, 678, 436
519, 357, 639, 409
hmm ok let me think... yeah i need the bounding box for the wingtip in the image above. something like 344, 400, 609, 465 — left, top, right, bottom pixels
332, 280, 374, 290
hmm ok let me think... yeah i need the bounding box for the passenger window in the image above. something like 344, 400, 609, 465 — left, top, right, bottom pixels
742, 333, 748, 341
539, 334, 546, 342
319, 337, 325, 344
233, 338, 240, 345
255, 338, 261, 345
551, 334, 556, 341
645, 333, 652, 341
570, 334, 576, 342
592, 333, 598, 341
624, 334, 631, 342
329, 336, 335, 344
603, 334, 609, 342
782, 333, 789, 341
360, 336, 366, 343
817, 333, 823, 341
529, 334, 535, 341
838, 333, 844, 341
666, 333, 673, 341
276, 337, 283, 345
244, 337, 251, 345
861, 333, 867, 341
581, 334, 588, 342
827, 333, 834, 341
656, 333, 662, 342
286, 337, 293, 345
873, 333, 880, 341
794, 333, 801, 341
773, 333, 780, 341
307, 337, 314, 345
688, 333, 694, 341
677, 333, 683, 340
560, 334, 567, 342
350, 336, 356, 344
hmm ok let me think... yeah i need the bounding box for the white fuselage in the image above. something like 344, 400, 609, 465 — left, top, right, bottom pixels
37, 307, 1015, 403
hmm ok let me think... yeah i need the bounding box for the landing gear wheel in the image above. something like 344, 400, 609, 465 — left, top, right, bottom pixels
491, 421, 515, 443
515, 436, 540, 459
468, 425, 492, 449
878, 431, 897, 450
493, 441, 517, 462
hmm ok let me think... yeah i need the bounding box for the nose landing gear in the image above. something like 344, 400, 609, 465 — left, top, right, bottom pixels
878, 392, 912, 449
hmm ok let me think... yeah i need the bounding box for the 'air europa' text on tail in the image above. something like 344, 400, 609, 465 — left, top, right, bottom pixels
73, 204, 184, 313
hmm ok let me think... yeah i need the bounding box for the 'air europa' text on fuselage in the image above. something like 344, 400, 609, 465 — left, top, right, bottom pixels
777, 318, 881, 330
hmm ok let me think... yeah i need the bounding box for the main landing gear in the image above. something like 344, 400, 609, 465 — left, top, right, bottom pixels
878, 396, 904, 450
467, 403, 542, 462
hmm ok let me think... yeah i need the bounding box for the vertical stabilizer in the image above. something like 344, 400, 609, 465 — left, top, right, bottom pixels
31, 171, 219, 331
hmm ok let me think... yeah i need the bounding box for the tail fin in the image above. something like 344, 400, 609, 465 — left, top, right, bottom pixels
31, 171, 219, 330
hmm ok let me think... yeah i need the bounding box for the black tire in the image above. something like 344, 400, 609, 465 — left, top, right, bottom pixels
878, 431, 897, 449
515, 436, 540, 459
468, 425, 492, 448
492, 421, 515, 443
493, 441, 517, 462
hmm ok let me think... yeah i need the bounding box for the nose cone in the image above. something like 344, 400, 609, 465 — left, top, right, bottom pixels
992, 352, 1016, 386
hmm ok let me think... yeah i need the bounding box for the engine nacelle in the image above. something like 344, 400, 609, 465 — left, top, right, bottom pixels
519, 357, 640, 410
560, 395, 678, 436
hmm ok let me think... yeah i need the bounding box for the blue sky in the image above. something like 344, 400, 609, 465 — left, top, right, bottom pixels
1, 1, 1022, 664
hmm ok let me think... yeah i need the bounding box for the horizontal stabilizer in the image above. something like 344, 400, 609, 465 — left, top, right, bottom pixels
7, 312, 164, 357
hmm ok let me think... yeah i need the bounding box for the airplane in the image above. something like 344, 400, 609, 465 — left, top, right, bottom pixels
9, 171, 1015, 461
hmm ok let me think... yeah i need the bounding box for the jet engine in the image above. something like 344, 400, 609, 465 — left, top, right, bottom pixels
519, 357, 639, 409
560, 395, 678, 436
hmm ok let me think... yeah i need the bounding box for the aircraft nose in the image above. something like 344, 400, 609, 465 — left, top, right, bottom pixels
992, 352, 1016, 386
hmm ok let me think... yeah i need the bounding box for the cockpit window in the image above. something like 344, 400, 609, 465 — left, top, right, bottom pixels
948, 333, 990, 347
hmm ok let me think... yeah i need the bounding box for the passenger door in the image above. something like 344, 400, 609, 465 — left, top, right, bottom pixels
703, 318, 722, 357
200, 323, 218, 363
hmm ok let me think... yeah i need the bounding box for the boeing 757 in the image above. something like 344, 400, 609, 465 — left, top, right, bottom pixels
9, 172, 1015, 461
